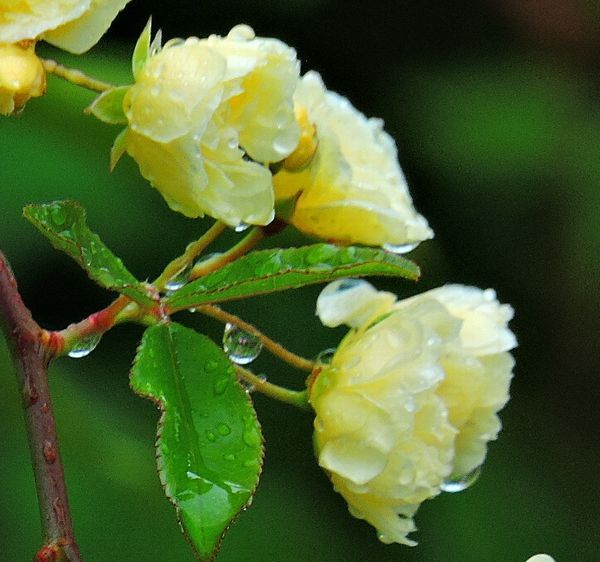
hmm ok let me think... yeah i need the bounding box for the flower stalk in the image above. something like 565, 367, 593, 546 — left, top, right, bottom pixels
197, 304, 314, 372
41, 58, 114, 93
235, 365, 309, 410
189, 227, 265, 280
154, 221, 227, 291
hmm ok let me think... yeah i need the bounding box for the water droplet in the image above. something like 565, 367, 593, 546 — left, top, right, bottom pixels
441, 465, 481, 493
204, 359, 218, 372
49, 205, 66, 226
273, 135, 298, 157
164, 265, 192, 293
315, 348, 336, 365
223, 453, 235, 461
205, 430, 217, 442
223, 324, 262, 365
234, 222, 250, 233
213, 376, 229, 396
382, 242, 419, 255
68, 334, 102, 358
217, 423, 231, 436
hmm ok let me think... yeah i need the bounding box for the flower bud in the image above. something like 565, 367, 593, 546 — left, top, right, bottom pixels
0, 0, 131, 54
0, 42, 46, 115
311, 281, 516, 545
122, 25, 300, 227
273, 71, 433, 248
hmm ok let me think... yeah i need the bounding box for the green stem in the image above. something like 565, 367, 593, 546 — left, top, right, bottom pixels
190, 227, 264, 280
41, 58, 115, 93
154, 221, 227, 291
197, 304, 314, 372
235, 366, 310, 410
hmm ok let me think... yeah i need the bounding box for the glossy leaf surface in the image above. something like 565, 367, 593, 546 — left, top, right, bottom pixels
131, 323, 263, 561
23, 201, 153, 305
166, 243, 420, 310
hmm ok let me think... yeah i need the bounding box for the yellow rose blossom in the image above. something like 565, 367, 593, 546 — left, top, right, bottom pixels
273, 71, 433, 248
0, 0, 131, 54
0, 41, 45, 115
310, 281, 515, 545
123, 24, 301, 227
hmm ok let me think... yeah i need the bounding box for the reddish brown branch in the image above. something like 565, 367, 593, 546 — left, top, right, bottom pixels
0, 251, 82, 562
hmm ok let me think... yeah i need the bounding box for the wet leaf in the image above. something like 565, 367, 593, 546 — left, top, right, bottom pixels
166, 243, 419, 310
131, 323, 263, 561
23, 201, 153, 305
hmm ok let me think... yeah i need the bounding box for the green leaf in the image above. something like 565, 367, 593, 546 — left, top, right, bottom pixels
131, 323, 263, 561
23, 201, 153, 305
110, 127, 128, 171
132, 18, 152, 79
86, 86, 129, 125
166, 244, 419, 310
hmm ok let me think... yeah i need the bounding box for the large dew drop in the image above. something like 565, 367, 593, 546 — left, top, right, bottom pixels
68, 334, 102, 359
222, 323, 263, 365
382, 242, 419, 255
440, 465, 481, 493
164, 265, 192, 294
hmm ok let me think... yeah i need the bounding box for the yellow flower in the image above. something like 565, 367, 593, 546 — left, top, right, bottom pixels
123, 24, 300, 227
311, 281, 515, 545
0, 0, 131, 54
273, 71, 433, 248
0, 41, 45, 115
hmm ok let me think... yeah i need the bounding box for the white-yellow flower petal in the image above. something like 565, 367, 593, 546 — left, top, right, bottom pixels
43, 0, 130, 54
316, 279, 396, 328
0, 0, 131, 53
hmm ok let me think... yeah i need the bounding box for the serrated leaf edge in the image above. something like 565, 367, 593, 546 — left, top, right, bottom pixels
130, 325, 265, 562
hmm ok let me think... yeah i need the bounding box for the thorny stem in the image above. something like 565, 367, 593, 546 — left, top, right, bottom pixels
235, 365, 310, 410
154, 221, 228, 291
190, 227, 265, 280
0, 252, 82, 562
41, 58, 114, 93
197, 304, 314, 372
45, 294, 142, 357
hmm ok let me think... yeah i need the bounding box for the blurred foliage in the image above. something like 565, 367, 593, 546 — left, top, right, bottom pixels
1, 0, 599, 560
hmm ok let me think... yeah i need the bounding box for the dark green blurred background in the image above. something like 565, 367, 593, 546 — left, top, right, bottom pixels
1, 1, 599, 560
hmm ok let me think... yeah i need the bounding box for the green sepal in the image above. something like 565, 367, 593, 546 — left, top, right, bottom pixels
86, 86, 129, 125
23, 201, 153, 305
131, 323, 263, 561
110, 127, 128, 171
166, 243, 420, 311
132, 18, 152, 79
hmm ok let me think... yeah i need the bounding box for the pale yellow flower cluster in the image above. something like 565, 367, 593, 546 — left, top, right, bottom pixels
0, 0, 131, 114
118, 23, 431, 241
311, 280, 516, 545
122, 25, 300, 227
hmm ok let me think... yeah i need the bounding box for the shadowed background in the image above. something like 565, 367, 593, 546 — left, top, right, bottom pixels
1, 1, 598, 560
